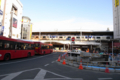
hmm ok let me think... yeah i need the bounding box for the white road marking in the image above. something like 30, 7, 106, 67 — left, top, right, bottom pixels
23, 78, 83, 80
51, 61, 55, 63
0, 68, 70, 80
44, 78, 83, 80
34, 69, 46, 80
44, 64, 49, 66
0, 53, 54, 66
98, 78, 112, 80
0, 68, 40, 77
1, 72, 22, 80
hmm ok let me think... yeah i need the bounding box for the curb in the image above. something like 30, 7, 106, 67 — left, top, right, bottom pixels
56, 60, 120, 73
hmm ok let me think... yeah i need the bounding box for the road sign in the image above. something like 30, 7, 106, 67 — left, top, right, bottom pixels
71, 37, 75, 41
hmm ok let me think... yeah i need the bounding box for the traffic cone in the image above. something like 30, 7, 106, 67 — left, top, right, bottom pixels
78, 59, 83, 70
105, 62, 110, 73
57, 55, 61, 62
62, 57, 66, 65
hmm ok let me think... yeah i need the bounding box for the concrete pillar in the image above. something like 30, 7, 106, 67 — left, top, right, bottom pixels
64, 44, 65, 50
91, 45, 92, 50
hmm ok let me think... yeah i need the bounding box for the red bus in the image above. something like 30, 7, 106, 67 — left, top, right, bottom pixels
49, 44, 53, 53
34, 42, 53, 55
0, 36, 35, 61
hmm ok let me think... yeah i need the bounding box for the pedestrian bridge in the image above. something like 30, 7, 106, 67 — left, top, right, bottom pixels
33, 40, 101, 46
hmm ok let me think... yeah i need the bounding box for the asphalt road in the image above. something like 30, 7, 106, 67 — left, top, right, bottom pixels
0, 52, 120, 80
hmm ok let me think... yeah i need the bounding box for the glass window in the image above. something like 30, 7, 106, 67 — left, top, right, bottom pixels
35, 43, 39, 47
47, 46, 49, 49
68, 36, 71, 38
43, 36, 46, 38
4, 43, 10, 49
76, 37, 80, 38
0, 40, 3, 49
82, 37, 84, 38
106, 37, 110, 39
97, 37, 100, 39
28, 44, 31, 49
85, 36, 88, 38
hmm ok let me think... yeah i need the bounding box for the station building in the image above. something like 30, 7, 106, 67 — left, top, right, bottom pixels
31, 30, 117, 52
0, 0, 23, 39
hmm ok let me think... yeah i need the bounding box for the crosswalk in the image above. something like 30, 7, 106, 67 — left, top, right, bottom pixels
0, 68, 113, 80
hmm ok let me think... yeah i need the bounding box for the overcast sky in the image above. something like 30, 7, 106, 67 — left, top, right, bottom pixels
20, 0, 113, 32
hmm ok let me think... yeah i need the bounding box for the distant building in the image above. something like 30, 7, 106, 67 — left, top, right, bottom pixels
113, 0, 120, 39
32, 30, 115, 52
21, 16, 32, 40
0, 0, 23, 39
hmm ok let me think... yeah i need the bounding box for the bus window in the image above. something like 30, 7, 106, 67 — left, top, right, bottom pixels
0, 40, 3, 49
35, 43, 39, 47
47, 46, 49, 49
4, 42, 10, 49
28, 44, 31, 49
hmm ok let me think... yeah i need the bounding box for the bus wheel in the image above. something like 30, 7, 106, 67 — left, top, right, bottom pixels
4, 54, 10, 61
27, 53, 31, 57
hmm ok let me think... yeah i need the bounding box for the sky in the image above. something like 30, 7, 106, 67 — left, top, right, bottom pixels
20, 0, 113, 32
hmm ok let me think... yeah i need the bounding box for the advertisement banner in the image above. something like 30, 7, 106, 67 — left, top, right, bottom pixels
0, 26, 4, 36
13, 18, 17, 28
115, 0, 119, 7
0, 0, 1, 7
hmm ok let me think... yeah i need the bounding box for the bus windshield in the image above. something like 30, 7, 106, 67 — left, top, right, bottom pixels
34, 43, 40, 47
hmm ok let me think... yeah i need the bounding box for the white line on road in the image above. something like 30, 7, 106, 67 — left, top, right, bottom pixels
34, 69, 47, 80
44, 64, 49, 66
51, 61, 55, 63
44, 78, 83, 80
0, 53, 54, 66
0, 68, 40, 77
1, 72, 22, 80
98, 78, 112, 80
23, 78, 83, 80
0, 68, 70, 80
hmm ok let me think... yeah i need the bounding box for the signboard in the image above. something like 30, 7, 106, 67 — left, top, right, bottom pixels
13, 18, 17, 28
0, 26, 4, 36
115, 0, 119, 7
0, 10, 3, 15
0, 0, 1, 8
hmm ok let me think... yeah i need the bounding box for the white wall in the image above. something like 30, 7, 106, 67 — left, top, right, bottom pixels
2, 0, 23, 39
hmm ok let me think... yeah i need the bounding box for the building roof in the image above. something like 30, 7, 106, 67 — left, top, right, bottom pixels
22, 16, 31, 21
32, 30, 113, 35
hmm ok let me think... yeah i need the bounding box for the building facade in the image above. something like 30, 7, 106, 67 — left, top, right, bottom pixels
113, 0, 120, 39
21, 16, 32, 40
32, 31, 115, 52
0, 0, 23, 39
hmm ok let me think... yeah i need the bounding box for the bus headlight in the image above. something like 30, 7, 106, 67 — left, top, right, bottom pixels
0, 54, 2, 57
